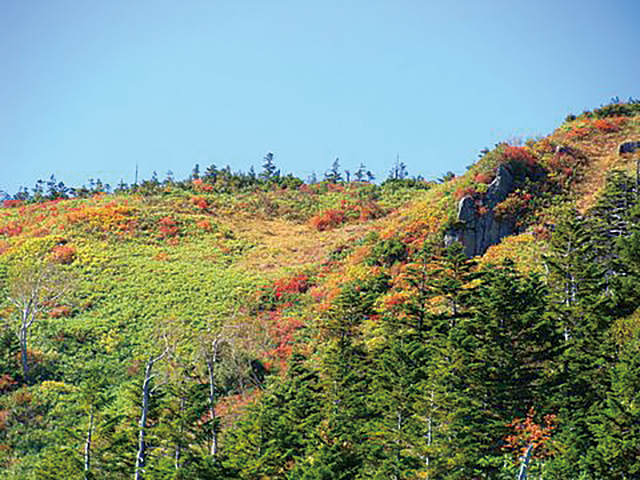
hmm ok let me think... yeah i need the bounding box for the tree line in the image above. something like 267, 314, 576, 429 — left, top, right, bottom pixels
5, 154, 433, 203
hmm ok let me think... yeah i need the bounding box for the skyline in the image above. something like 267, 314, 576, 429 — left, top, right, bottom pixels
2, 0, 640, 195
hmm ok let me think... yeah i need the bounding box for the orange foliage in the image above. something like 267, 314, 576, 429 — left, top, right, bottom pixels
196, 219, 213, 232
594, 116, 626, 133
50, 244, 76, 264
49, 305, 72, 318
0, 375, 16, 393
193, 178, 214, 192
66, 202, 137, 234
0, 410, 8, 431
214, 390, 261, 426
309, 209, 346, 231
504, 407, 556, 460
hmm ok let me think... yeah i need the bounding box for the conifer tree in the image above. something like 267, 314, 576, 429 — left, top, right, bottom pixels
447, 263, 558, 477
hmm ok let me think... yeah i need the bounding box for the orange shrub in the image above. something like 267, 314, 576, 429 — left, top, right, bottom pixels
566, 126, 591, 140
196, 219, 213, 232
309, 209, 346, 231
594, 117, 626, 133
51, 244, 76, 264
49, 305, 72, 318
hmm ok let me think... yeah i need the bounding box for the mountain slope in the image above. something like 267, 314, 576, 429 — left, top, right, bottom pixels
1, 100, 640, 478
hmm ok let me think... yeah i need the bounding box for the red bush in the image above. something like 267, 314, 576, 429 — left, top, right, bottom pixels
502, 146, 537, 167
191, 196, 209, 211
594, 117, 625, 133
566, 126, 591, 140
193, 178, 214, 192
309, 209, 346, 231
158, 216, 179, 238
2, 200, 23, 208
0, 222, 22, 237
474, 172, 494, 184
454, 186, 478, 200
273, 274, 309, 299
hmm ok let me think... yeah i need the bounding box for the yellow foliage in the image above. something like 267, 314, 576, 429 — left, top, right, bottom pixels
480, 233, 546, 274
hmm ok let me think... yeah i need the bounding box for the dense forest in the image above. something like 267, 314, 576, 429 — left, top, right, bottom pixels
2, 100, 640, 479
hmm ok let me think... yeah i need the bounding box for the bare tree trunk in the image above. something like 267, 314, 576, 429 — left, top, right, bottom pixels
174, 395, 185, 471
85, 407, 94, 480
517, 444, 534, 480
19, 322, 29, 382
206, 338, 220, 458
135, 349, 167, 480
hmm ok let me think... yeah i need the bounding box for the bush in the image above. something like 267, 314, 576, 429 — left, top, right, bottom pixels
309, 209, 346, 231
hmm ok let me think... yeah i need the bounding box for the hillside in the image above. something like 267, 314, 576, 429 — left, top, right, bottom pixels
2, 100, 640, 479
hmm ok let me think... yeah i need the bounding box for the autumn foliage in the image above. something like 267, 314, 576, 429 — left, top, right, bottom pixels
504, 407, 556, 460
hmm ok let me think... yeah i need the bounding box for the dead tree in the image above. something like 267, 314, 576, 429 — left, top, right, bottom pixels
134, 343, 170, 480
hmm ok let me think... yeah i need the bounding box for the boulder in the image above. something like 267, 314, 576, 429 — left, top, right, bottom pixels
444, 164, 516, 257
619, 141, 640, 155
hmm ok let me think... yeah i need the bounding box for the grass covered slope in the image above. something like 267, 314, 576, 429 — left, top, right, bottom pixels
1, 99, 640, 478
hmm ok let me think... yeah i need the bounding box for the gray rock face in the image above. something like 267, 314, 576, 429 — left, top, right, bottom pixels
619, 141, 640, 155
444, 164, 517, 257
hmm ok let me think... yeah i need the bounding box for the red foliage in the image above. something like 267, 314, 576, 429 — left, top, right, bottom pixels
502, 146, 538, 167
309, 209, 346, 231
474, 172, 494, 184
566, 126, 591, 140
454, 186, 478, 200
158, 216, 179, 238
0, 221, 23, 237
356, 201, 384, 221
191, 196, 209, 211
273, 274, 309, 299
268, 312, 303, 362
2, 200, 23, 208
594, 117, 626, 133
193, 178, 214, 192
51, 244, 76, 264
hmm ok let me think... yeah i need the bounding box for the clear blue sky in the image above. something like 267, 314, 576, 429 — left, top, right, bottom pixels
2, 0, 639, 195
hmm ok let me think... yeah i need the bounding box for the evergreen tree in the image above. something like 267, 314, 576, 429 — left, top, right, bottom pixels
260, 153, 277, 181
544, 208, 614, 475
447, 263, 559, 477
324, 158, 342, 183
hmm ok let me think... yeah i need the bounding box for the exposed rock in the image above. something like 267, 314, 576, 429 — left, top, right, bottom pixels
444, 164, 516, 257
619, 141, 640, 155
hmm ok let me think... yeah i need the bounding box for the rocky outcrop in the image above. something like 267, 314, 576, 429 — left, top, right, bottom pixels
445, 164, 517, 257
619, 141, 640, 155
